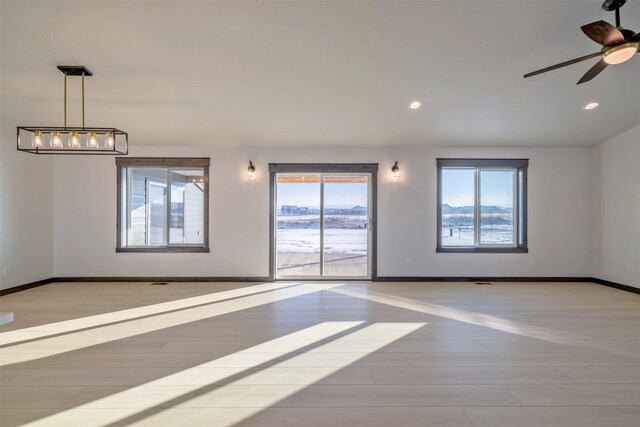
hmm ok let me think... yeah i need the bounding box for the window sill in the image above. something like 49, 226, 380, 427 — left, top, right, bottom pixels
436, 247, 528, 254
116, 247, 209, 253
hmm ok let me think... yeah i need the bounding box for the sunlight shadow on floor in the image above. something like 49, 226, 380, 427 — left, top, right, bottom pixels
325, 285, 639, 356
21, 321, 424, 427
327, 286, 568, 344
0, 282, 294, 345
0, 283, 345, 367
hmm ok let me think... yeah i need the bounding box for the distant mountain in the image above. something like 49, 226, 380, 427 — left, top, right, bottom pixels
442, 204, 512, 214
279, 205, 366, 216
442, 204, 473, 214
482, 205, 511, 213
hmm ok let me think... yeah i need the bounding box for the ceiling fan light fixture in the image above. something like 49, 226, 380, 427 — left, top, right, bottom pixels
602, 42, 639, 64
584, 101, 600, 110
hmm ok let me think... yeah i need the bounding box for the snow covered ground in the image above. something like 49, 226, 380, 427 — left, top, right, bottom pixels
276, 214, 368, 254
276, 229, 367, 254
441, 226, 514, 246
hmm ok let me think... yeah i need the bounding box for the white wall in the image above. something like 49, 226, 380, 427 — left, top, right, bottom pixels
52, 145, 593, 279
0, 118, 54, 290
0, 2, 55, 291
592, 124, 640, 289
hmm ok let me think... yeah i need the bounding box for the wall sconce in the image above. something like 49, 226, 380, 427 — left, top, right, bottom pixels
187, 176, 204, 184
246, 161, 256, 179
391, 161, 400, 178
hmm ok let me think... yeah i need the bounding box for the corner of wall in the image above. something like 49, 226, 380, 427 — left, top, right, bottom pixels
590, 124, 640, 289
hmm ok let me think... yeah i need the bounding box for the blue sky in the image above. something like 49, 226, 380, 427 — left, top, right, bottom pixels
442, 169, 514, 207
277, 183, 368, 209
276, 170, 512, 209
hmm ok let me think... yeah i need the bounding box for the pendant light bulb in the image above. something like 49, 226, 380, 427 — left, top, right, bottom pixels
69, 130, 80, 148
106, 131, 114, 148
88, 131, 98, 148
33, 130, 43, 148
51, 130, 62, 148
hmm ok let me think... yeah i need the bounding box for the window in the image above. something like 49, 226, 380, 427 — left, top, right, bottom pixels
437, 158, 528, 253
116, 158, 209, 252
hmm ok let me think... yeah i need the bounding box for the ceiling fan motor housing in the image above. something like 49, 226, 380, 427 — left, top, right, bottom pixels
602, 0, 626, 12
619, 28, 636, 40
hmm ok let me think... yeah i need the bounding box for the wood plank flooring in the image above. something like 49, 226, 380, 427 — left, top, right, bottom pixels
0, 281, 639, 426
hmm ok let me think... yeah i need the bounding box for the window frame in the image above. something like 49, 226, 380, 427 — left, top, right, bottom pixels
268, 163, 379, 281
436, 158, 528, 254
116, 157, 210, 253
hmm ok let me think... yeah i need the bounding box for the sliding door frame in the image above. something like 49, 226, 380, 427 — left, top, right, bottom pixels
269, 163, 378, 281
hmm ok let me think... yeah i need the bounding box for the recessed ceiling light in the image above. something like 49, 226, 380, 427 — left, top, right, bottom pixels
409, 101, 421, 109
584, 102, 599, 110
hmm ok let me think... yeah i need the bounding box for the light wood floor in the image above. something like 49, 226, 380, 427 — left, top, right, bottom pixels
0, 281, 639, 427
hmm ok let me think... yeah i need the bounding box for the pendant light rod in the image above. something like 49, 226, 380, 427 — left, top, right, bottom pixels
82, 73, 85, 128
57, 65, 92, 128
64, 73, 67, 127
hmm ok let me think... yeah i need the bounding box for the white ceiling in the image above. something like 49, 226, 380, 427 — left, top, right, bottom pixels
1, 0, 639, 147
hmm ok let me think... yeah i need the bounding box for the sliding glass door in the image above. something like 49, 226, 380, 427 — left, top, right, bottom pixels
275, 174, 322, 277
322, 175, 369, 277
275, 173, 371, 279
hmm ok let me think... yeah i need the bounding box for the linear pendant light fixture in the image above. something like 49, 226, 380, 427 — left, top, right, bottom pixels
17, 66, 128, 155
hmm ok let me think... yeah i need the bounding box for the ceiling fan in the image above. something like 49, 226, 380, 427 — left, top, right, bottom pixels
524, 0, 639, 84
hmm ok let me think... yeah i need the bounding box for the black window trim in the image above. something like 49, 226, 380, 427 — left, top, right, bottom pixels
116, 157, 210, 253
436, 158, 528, 254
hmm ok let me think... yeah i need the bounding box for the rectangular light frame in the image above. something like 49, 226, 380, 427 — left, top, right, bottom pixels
17, 126, 128, 155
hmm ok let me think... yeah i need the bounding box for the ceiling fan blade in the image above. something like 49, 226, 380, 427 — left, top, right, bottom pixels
577, 59, 608, 84
524, 52, 602, 78
581, 20, 625, 46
